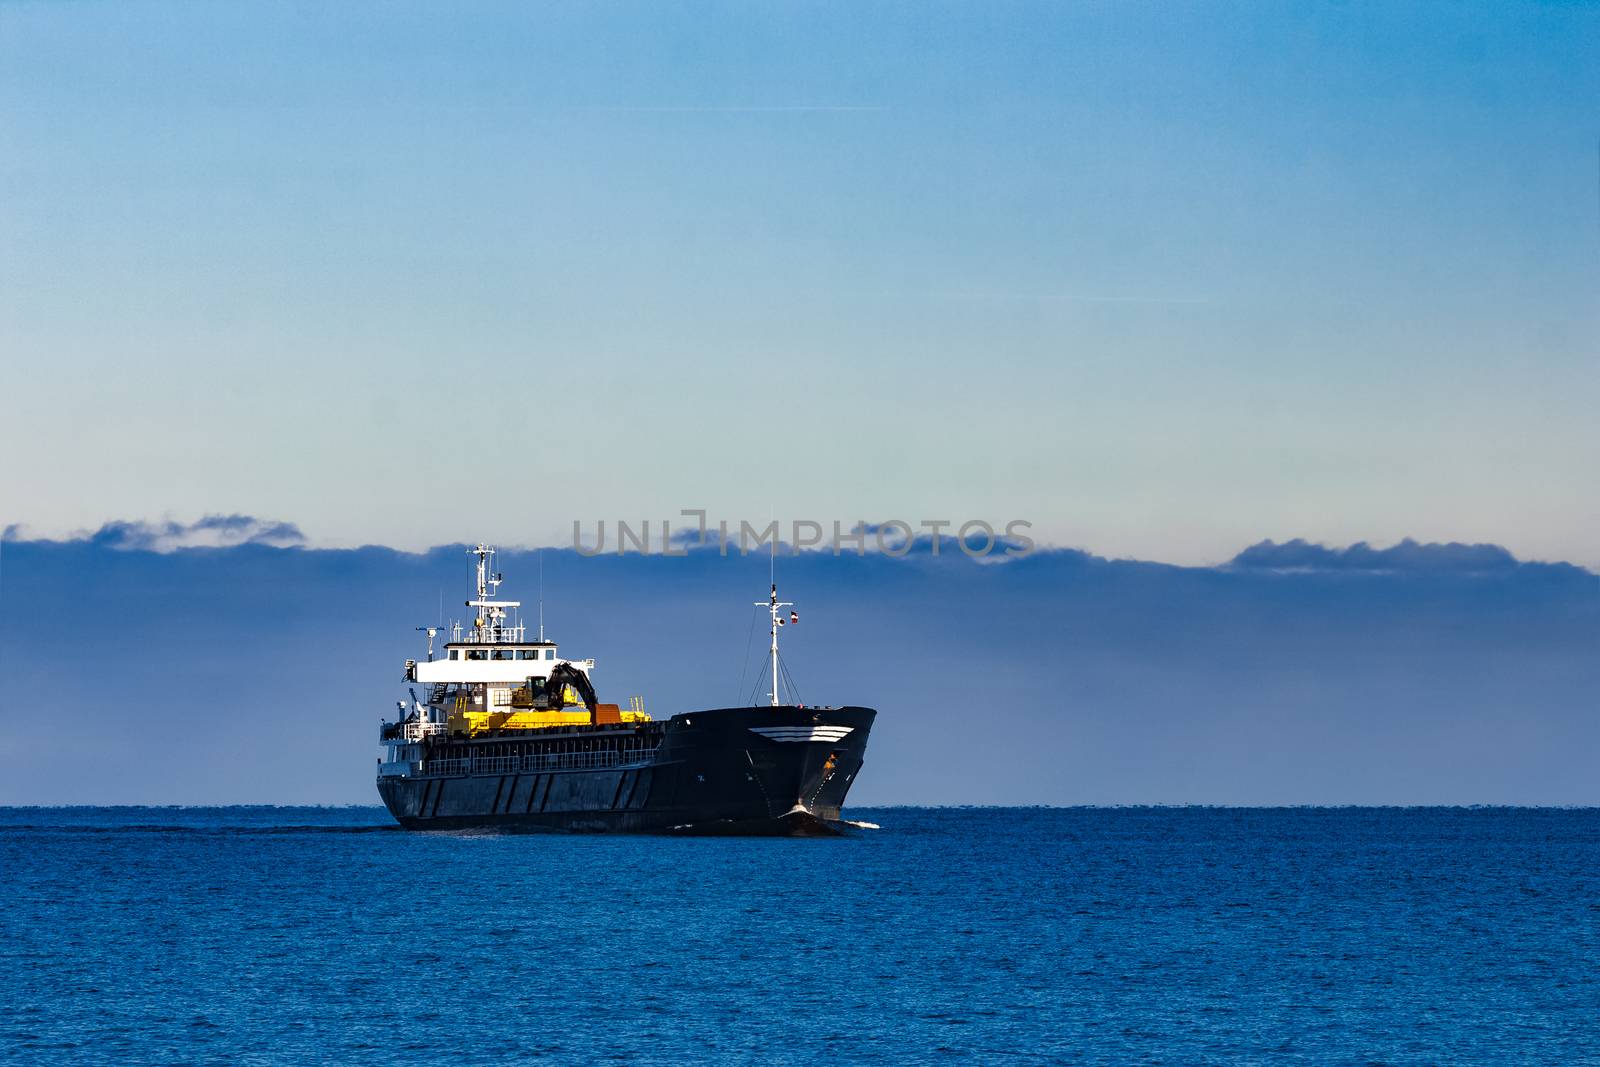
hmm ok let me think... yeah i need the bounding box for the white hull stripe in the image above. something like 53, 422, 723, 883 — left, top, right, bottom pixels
749, 726, 856, 743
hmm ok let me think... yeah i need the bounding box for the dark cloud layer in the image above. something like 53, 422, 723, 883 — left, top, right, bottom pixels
1230, 537, 1545, 574
0, 523, 1594, 805
4, 516, 307, 550
75, 515, 307, 551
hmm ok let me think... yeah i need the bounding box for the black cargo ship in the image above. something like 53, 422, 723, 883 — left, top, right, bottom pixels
378, 703, 875, 834
376, 547, 875, 835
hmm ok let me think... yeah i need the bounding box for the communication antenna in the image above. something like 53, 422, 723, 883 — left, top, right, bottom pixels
466, 543, 522, 641
538, 548, 545, 642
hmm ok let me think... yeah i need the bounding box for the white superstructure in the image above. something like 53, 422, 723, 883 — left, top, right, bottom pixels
404, 544, 594, 688
382, 545, 603, 768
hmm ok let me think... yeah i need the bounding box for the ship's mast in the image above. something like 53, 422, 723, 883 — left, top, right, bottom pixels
756, 582, 794, 707
466, 544, 522, 642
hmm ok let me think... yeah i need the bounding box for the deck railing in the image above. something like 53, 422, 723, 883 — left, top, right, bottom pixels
380, 719, 450, 743
419, 746, 659, 777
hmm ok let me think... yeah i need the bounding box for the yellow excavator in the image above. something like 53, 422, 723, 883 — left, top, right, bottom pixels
450, 663, 650, 736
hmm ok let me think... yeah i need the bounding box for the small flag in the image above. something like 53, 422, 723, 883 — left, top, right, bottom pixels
790, 611, 799, 624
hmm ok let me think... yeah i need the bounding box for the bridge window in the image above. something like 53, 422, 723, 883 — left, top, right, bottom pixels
516, 650, 539, 661
465, 650, 488, 661
448, 650, 459, 660
545, 649, 555, 660
491, 650, 514, 661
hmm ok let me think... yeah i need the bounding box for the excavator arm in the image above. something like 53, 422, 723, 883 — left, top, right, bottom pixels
544, 662, 598, 712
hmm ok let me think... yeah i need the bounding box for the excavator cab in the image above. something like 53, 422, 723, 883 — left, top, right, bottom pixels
511, 663, 597, 712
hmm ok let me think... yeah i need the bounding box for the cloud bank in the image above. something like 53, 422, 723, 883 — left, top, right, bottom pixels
4, 515, 308, 552
1230, 537, 1539, 574
0, 520, 1593, 806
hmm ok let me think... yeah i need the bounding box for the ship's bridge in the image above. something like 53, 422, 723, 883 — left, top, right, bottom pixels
411, 643, 596, 685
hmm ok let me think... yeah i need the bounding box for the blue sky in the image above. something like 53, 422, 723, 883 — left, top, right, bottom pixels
2, 1, 1596, 564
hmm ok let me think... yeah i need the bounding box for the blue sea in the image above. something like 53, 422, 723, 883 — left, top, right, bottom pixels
2, 807, 1596, 1065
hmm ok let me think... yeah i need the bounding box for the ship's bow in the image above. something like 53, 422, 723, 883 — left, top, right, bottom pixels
656, 704, 876, 834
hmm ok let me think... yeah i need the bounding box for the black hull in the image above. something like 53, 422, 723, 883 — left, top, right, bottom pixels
377, 705, 874, 836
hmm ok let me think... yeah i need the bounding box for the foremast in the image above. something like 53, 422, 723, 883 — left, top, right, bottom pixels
756, 583, 795, 706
